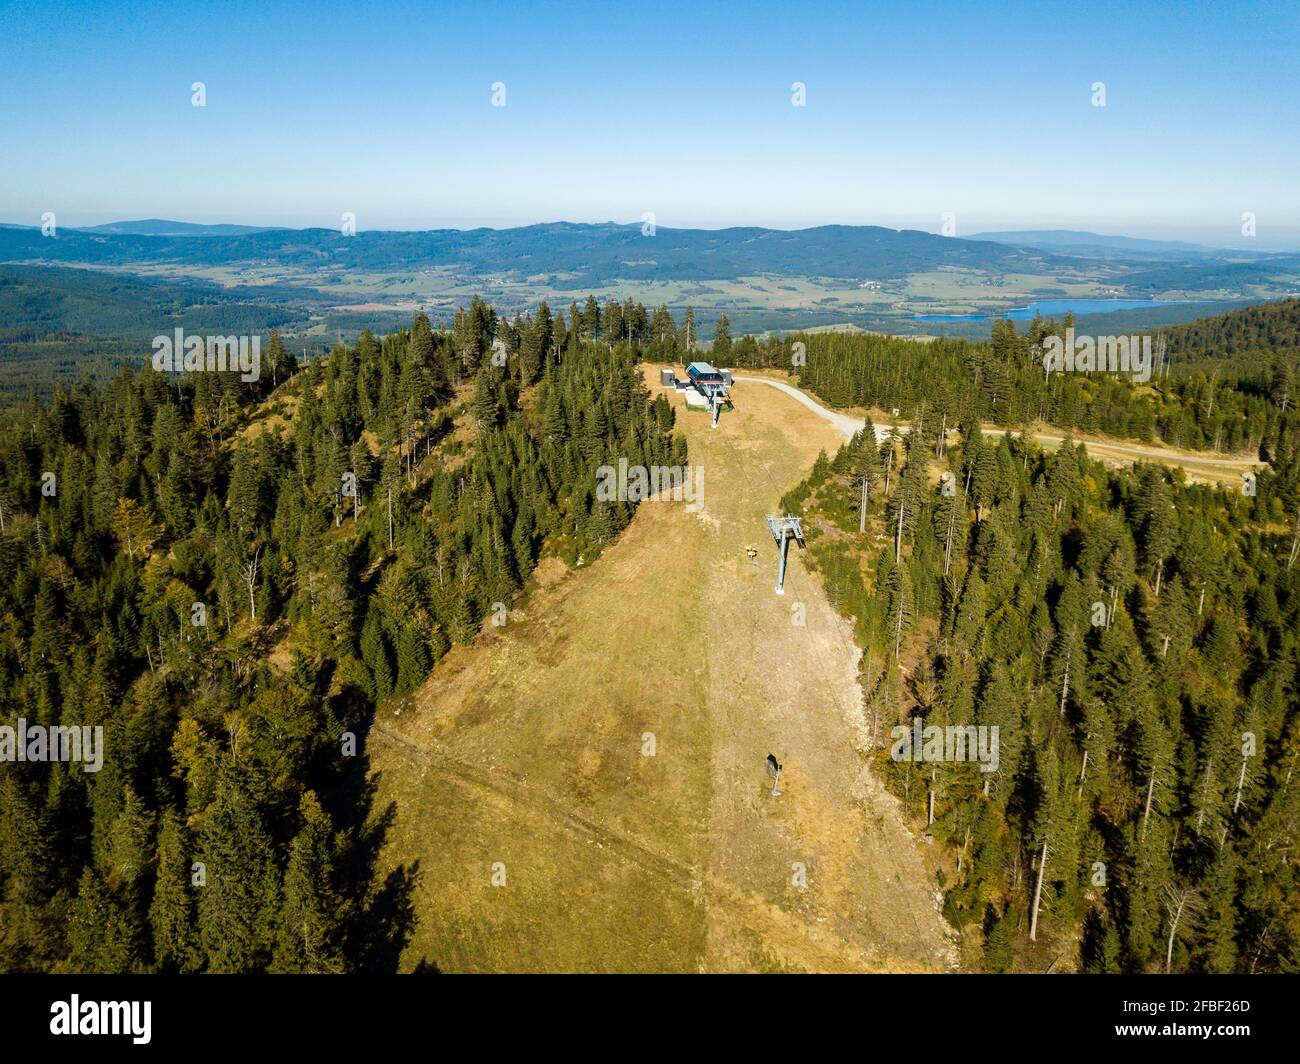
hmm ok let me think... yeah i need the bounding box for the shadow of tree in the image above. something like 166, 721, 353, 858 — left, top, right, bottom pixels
354, 854, 423, 973
332, 711, 429, 973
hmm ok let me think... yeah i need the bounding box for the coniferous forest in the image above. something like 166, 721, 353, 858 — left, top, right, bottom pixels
723, 300, 1300, 456
778, 303, 1300, 972
2, 290, 1298, 974
0, 297, 686, 972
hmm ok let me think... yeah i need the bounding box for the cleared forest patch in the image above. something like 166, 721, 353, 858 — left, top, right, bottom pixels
367, 367, 956, 972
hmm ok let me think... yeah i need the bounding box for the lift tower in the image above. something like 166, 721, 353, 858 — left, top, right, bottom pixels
765, 515, 806, 595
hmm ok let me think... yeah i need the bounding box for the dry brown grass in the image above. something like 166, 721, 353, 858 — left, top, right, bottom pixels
366, 370, 957, 972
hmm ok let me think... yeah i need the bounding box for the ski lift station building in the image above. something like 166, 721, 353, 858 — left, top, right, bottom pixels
662, 362, 733, 425
686, 361, 728, 389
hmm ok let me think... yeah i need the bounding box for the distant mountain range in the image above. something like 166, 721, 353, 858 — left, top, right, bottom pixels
76, 219, 276, 237
0, 220, 1080, 284
968, 229, 1218, 256
2, 219, 1294, 292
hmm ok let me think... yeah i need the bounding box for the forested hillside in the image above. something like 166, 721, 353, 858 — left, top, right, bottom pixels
779, 330, 1300, 970
0, 265, 312, 339
0, 266, 332, 400
721, 303, 1299, 454
1165, 297, 1300, 358
0, 297, 685, 972
4, 288, 1297, 974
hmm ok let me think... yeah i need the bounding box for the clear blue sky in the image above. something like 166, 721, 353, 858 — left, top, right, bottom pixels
2, 0, 1298, 245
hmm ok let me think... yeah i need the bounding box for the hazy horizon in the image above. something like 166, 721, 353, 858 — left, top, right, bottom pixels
5, 213, 1300, 252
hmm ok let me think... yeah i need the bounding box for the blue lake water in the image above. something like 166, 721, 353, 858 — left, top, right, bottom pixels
912, 299, 1207, 323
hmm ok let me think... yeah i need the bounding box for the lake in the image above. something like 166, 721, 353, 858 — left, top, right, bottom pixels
912, 298, 1207, 323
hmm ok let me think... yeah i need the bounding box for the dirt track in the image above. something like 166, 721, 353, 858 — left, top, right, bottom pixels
735, 373, 1261, 486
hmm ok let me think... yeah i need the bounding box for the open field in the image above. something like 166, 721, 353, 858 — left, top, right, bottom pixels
366, 367, 957, 972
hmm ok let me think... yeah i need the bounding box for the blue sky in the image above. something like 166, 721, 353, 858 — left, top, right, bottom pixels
2, 0, 1298, 245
